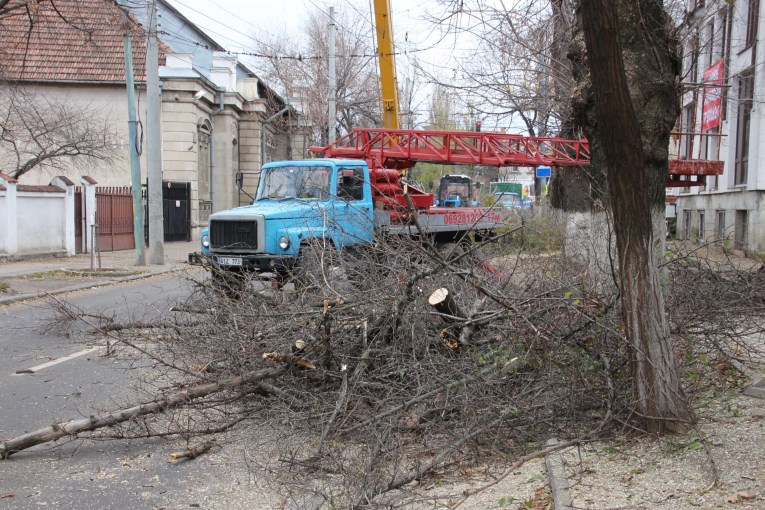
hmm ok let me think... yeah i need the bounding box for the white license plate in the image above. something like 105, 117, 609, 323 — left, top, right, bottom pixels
217, 256, 242, 266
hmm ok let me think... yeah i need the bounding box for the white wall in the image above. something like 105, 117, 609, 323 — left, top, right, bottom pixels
15, 193, 67, 253
0, 178, 75, 258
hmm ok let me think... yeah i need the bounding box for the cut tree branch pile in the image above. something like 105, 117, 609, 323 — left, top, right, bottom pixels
3, 232, 762, 507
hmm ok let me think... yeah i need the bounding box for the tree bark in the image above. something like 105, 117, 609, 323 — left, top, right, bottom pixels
579, 0, 694, 432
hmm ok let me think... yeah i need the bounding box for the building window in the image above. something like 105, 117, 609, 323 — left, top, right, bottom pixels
689, 35, 700, 83
698, 211, 705, 241
734, 210, 748, 251
701, 127, 718, 191
708, 174, 718, 192
683, 210, 692, 240
721, 6, 731, 122
735, 70, 754, 185
703, 21, 714, 69
746, 0, 760, 48
716, 210, 726, 241
681, 102, 695, 160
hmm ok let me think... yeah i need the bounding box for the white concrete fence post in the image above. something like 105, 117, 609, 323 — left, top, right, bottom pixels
81, 176, 98, 254
0, 174, 19, 257
51, 176, 76, 256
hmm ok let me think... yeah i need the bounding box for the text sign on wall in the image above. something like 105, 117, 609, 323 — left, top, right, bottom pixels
702, 59, 725, 131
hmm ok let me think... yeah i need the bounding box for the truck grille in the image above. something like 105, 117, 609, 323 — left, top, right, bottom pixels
209, 220, 258, 250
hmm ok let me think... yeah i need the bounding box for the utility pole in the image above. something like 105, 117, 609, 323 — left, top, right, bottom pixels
327, 6, 336, 143
118, 0, 145, 266
146, 0, 164, 264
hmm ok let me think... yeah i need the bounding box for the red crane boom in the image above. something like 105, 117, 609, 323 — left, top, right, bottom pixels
310, 127, 723, 189
311, 127, 590, 169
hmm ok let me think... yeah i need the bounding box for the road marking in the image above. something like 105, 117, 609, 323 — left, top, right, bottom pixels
14, 346, 101, 375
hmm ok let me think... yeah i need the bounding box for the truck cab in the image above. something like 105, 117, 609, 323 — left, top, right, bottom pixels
199, 159, 374, 275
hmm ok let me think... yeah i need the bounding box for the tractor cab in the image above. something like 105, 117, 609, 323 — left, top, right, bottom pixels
435, 174, 476, 207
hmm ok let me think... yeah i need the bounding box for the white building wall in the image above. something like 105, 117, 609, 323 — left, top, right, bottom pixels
676, 1, 765, 254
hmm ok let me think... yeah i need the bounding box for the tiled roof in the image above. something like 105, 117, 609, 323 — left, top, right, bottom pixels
54, 175, 75, 186
0, 0, 155, 83
17, 184, 64, 193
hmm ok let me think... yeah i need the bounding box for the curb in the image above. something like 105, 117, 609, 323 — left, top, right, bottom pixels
545, 438, 573, 510
0, 266, 188, 306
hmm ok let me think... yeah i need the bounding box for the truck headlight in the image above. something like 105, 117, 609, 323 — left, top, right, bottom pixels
201, 234, 210, 248
278, 235, 290, 250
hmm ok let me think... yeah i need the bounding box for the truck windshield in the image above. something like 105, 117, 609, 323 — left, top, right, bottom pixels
445, 182, 470, 200
495, 192, 521, 206
258, 166, 330, 200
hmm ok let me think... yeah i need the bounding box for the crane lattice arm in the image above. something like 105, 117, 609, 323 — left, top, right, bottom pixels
311, 127, 591, 169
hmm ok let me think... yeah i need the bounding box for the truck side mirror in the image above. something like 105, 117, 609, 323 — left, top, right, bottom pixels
235, 172, 243, 189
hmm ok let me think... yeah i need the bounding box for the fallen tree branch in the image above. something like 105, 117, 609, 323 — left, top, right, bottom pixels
344, 358, 519, 435
352, 414, 507, 509
0, 366, 286, 459
459, 297, 487, 345
168, 440, 217, 462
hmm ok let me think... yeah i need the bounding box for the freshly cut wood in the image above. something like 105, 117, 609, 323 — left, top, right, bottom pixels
168, 440, 216, 462
428, 288, 466, 320
0, 367, 285, 460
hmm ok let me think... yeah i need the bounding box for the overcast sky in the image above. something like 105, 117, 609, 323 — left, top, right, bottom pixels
165, 0, 465, 81
165, 0, 485, 127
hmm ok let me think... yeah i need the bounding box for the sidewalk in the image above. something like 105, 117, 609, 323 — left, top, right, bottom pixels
0, 241, 199, 305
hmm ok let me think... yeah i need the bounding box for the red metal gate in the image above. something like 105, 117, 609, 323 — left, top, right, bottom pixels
96, 187, 135, 252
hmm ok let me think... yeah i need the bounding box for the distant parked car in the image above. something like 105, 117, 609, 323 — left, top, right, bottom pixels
495, 192, 533, 209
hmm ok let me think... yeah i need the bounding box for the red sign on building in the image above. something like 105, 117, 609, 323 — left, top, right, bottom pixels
702, 59, 725, 131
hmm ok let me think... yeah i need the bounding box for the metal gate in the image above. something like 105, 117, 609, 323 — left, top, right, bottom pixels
97, 186, 135, 251
74, 187, 84, 254
163, 182, 191, 242
143, 181, 191, 243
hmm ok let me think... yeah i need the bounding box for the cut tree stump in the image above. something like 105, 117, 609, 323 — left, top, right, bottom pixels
428, 288, 466, 320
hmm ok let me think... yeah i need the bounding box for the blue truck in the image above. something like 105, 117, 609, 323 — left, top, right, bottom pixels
192, 158, 503, 280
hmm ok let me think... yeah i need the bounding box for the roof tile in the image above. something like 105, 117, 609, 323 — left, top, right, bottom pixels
0, 0, 155, 82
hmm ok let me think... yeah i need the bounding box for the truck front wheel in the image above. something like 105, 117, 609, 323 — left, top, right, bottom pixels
209, 266, 247, 297
290, 240, 349, 295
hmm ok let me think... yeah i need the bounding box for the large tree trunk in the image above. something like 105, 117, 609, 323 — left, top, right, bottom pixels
579, 0, 694, 432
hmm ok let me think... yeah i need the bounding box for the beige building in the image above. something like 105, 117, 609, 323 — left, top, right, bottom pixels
0, 0, 305, 243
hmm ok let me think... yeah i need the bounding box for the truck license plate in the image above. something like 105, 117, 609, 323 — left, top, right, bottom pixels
217, 256, 242, 266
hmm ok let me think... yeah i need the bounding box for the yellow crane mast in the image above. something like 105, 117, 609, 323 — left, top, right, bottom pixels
373, 0, 400, 129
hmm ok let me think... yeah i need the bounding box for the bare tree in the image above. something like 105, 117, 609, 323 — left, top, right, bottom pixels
252, 6, 379, 145
417, 0, 575, 135
0, 87, 120, 179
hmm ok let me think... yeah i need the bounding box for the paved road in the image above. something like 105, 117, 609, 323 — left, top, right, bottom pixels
0, 271, 276, 510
